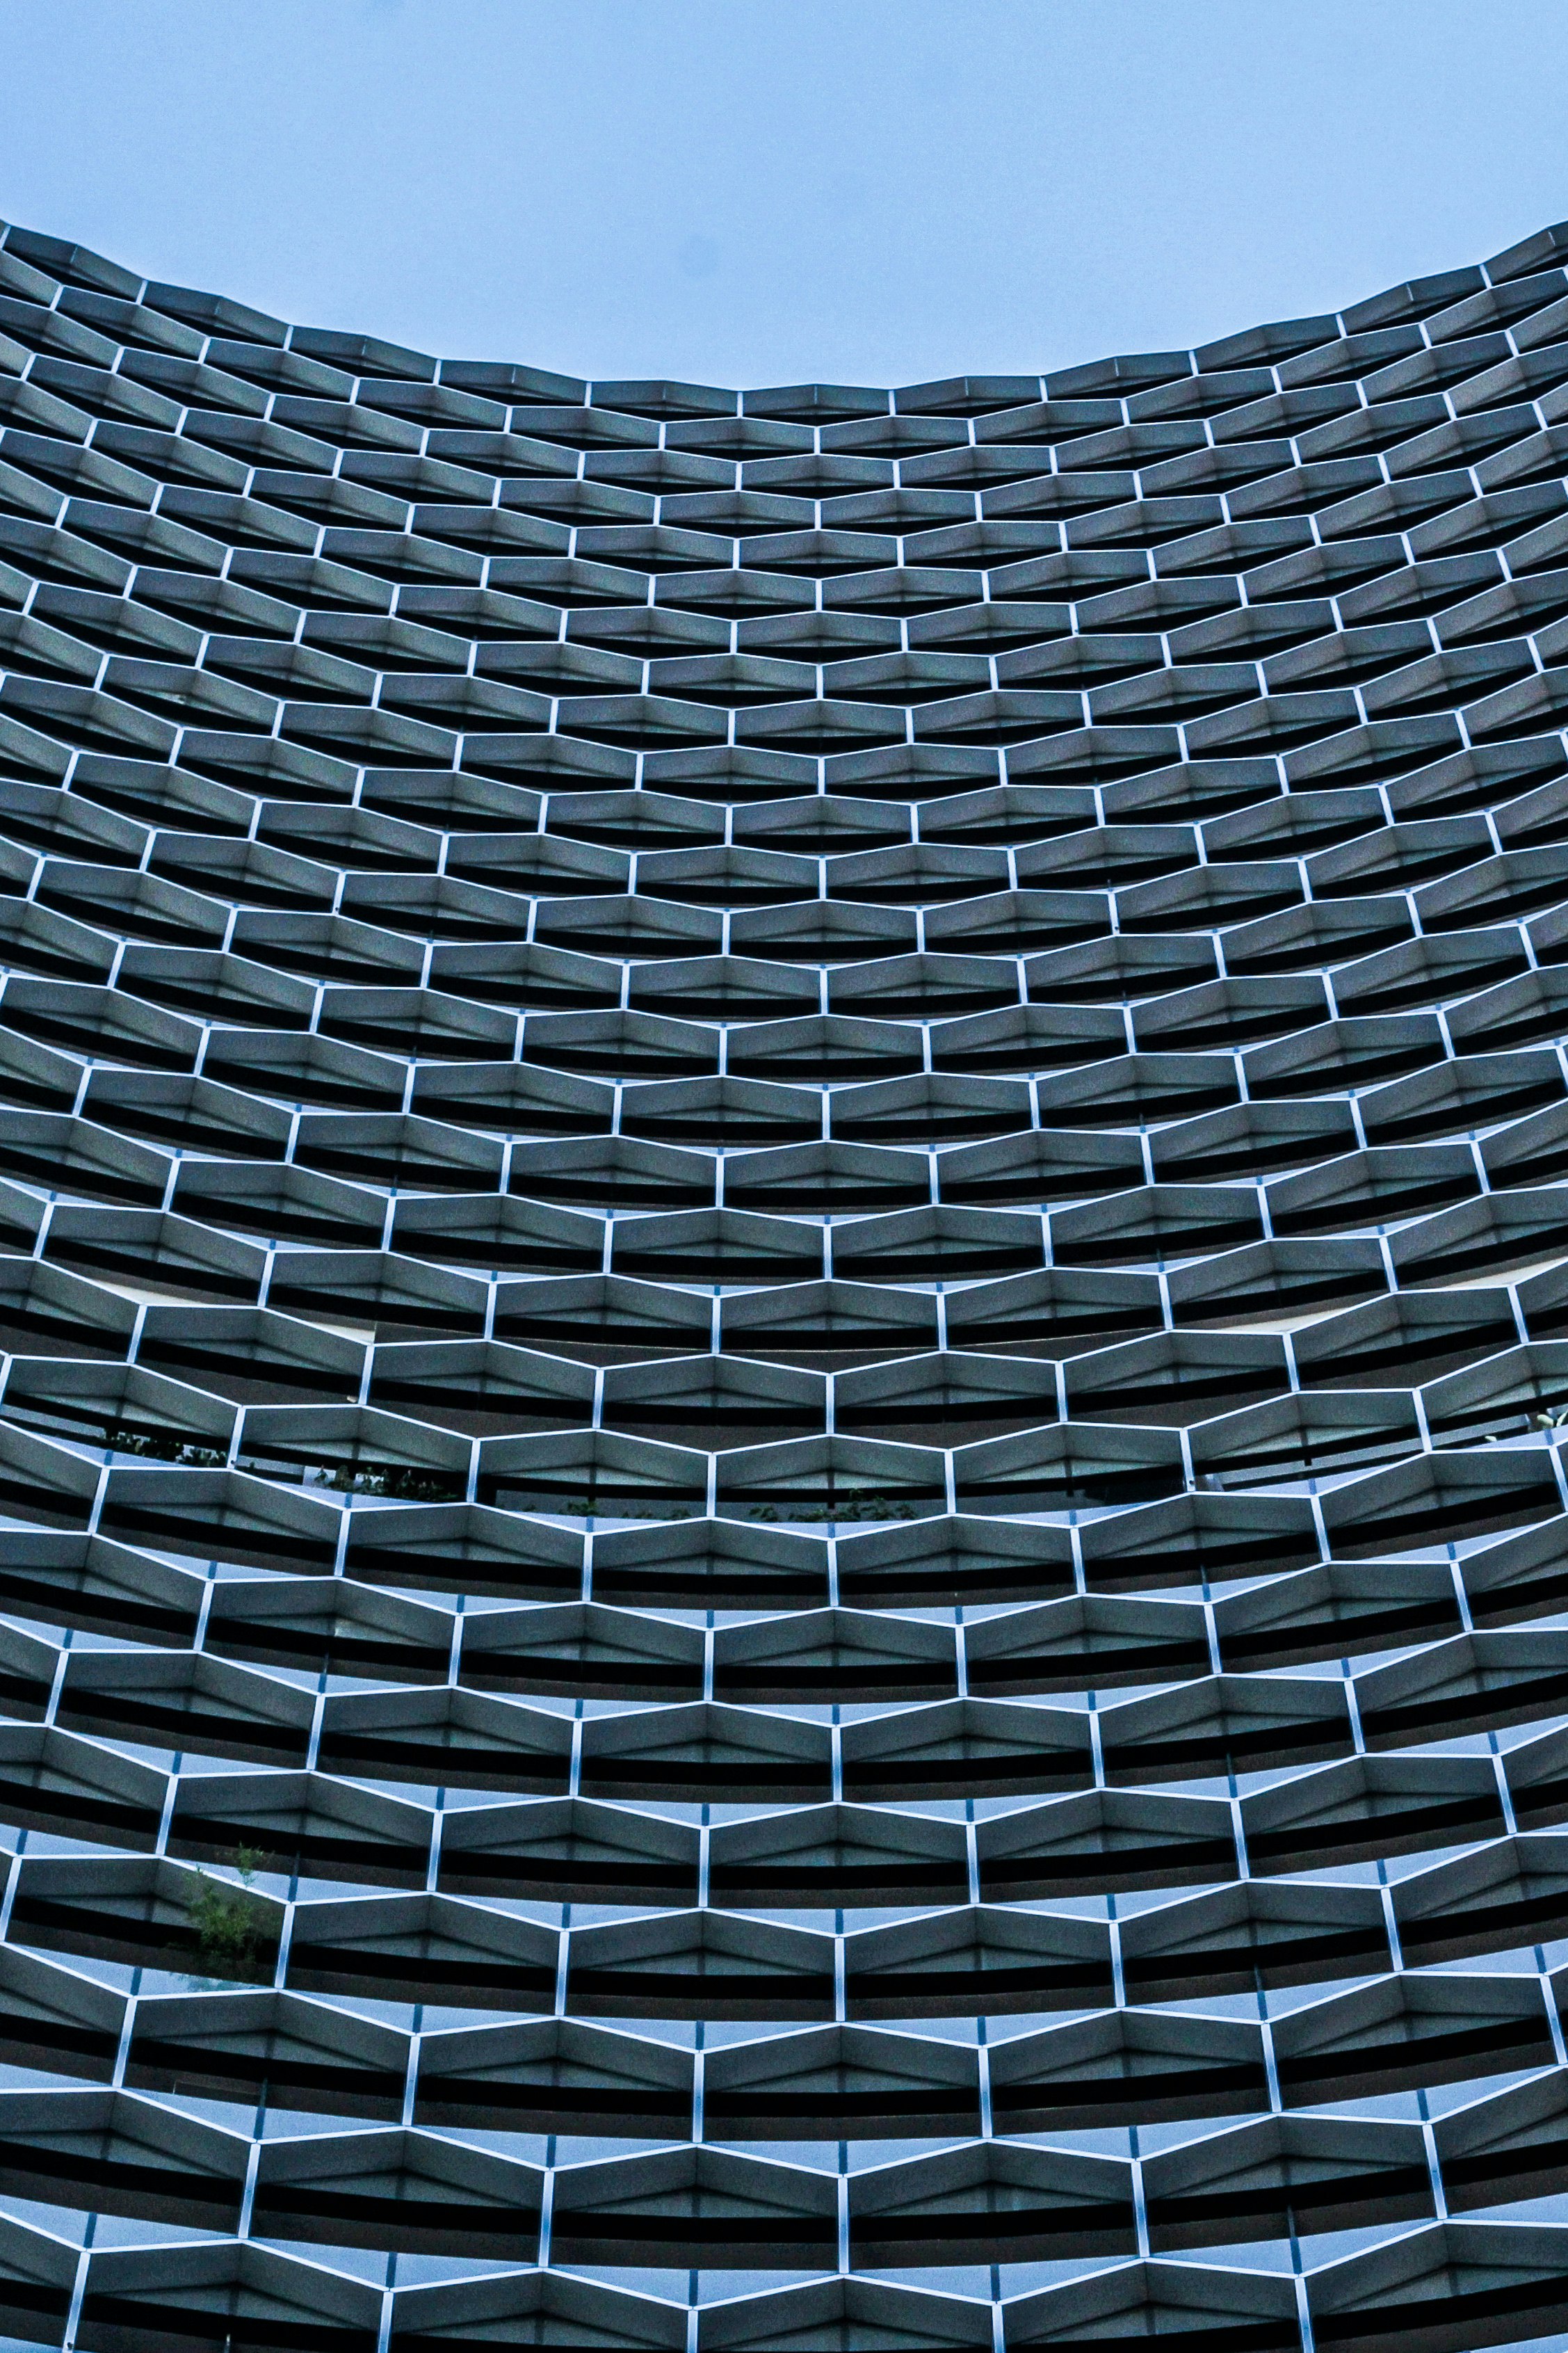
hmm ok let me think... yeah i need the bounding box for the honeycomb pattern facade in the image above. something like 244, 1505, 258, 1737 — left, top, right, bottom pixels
0, 209, 1566, 2351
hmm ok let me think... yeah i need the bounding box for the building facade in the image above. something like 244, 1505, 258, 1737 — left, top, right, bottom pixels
0, 213, 1562, 2349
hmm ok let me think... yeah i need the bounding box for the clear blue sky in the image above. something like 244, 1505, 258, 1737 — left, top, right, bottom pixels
1, 0, 1565, 390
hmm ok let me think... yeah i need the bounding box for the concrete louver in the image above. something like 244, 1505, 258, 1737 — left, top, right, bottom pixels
1, 210, 1568, 2349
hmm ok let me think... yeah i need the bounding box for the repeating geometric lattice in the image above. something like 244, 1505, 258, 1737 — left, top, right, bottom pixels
3, 209, 1568, 2353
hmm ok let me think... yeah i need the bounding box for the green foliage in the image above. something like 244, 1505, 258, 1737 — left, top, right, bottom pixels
747, 1493, 916, 1523
186, 1846, 271, 1984
312, 1461, 455, 1500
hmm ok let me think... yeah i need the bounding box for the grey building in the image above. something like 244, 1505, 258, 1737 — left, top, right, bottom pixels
0, 210, 1561, 2349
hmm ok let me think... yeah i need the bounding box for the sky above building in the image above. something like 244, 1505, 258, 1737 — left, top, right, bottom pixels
1, 0, 1564, 389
